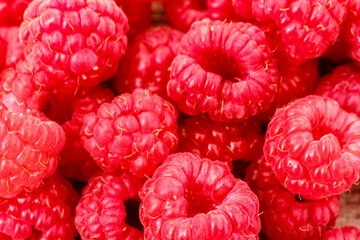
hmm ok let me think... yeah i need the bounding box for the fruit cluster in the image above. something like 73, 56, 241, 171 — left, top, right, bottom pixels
0, 0, 359, 239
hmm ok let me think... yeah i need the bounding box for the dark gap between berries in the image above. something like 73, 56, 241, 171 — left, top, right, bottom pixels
124, 199, 143, 232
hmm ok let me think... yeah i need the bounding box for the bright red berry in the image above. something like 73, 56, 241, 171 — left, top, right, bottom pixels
343, 0, 360, 64
0, 26, 25, 68
323, 226, 360, 240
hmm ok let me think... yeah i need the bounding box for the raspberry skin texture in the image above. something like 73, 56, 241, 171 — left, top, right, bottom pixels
19, 0, 128, 93
0, 0, 32, 26
167, 19, 279, 122
81, 88, 179, 178
343, 0, 360, 64
323, 226, 360, 240
113, 26, 184, 98
245, 156, 340, 240
57, 86, 115, 181
315, 64, 360, 116
0, 26, 25, 68
178, 115, 264, 165
0, 174, 79, 240
263, 95, 360, 200
163, 0, 233, 32
75, 171, 144, 240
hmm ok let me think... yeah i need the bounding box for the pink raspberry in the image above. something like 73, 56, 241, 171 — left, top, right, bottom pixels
57, 86, 115, 182
178, 115, 264, 166
343, 0, 360, 64
167, 19, 279, 121
113, 26, 184, 98
0, 26, 25, 68
264, 95, 360, 200
81, 88, 179, 178
0, 0, 32, 26
316, 64, 360, 116
0, 174, 79, 239
140, 152, 261, 239
323, 226, 360, 239
75, 171, 144, 240
19, 0, 128, 93
163, 0, 233, 32
245, 156, 340, 240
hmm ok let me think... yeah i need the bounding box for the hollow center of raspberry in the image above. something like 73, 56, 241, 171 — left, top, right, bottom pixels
124, 199, 143, 232
312, 126, 344, 145
185, 190, 216, 217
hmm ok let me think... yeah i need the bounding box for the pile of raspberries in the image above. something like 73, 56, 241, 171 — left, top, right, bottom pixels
0, 0, 360, 239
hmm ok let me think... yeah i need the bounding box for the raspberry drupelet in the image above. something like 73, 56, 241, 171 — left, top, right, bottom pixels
0, 0, 33, 26
0, 26, 25, 68
81, 88, 179, 178
140, 152, 261, 240
264, 95, 360, 200
75, 171, 144, 240
113, 26, 184, 98
323, 226, 360, 239
167, 19, 279, 122
343, 0, 360, 64
245, 156, 340, 240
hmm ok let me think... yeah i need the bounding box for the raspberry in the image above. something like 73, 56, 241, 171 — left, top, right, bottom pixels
19, 0, 128, 93
81, 88, 179, 178
163, 0, 233, 32
315, 64, 360, 116
57, 86, 115, 182
113, 26, 184, 98
245, 156, 340, 240
0, 174, 79, 239
263, 95, 360, 200
75, 171, 143, 240
140, 152, 261, 239
0, 26, 25, 68
343, 0, 360, 64
178, 115, 264, 166
0, 0, 32, 26
167, 19, 279, 121
323, 226, 360, 239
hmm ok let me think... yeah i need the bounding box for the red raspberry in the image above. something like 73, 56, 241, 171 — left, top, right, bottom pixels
140, 152, 261, 239
0, 26, 25, 68
162, 0, 233, 32
343, 0, 360, 64
245, 156, 340, 240
315, 64, 360, 116
0, 174, 79, 239
167, 19, 279, 121
113, 26, 184, 98
178, 115, 264, 166
81, 88, 179, 178
323, 226, 360, 239
19, 0, 128, 93
75, 171, 144, 240
263, 95, 360, 200
57, 86, 115, 182
0, 0, 32, 26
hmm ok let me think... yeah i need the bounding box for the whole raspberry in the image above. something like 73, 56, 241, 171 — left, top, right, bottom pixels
343, 0, 360, 64
167, 19, 279, 122
140, 152, 261, 239
81, 88, 179, 178
163, 0, 234, 32
0, 0, 32, 26
19, 0, 128, 93
263, 95, 360, 200
113, 26, 184, 98
323, 226, 360, 239
315, 64, 360, 116
178, 115, 264, 166
245, 156, 340, 240
75, 171, 144, 240
0, 26, 25, 68
0, 174, 79, 240
57, 86, 115, 182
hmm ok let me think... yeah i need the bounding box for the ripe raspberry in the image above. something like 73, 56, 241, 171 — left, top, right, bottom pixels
315, 64, 360, 116
0, 0, 32, 26
75, 171, 144, 240
252, 0, 349, 63
0, 174, 79, 240
163, 0, 233, 32
323, 226, 360, 239
140, 152, 261, 239
264, 95, 360, 200
343, 0, 360, 64
19, 0, 128, 93
57, 86, 115, 182
178, 115, 264, 166
0, 26, 25, 68
113, 26, 184, 98
167, 19, 279, 121
0, 97, 66, 198
81, 88, 179, 178
245, 156, 340, 240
